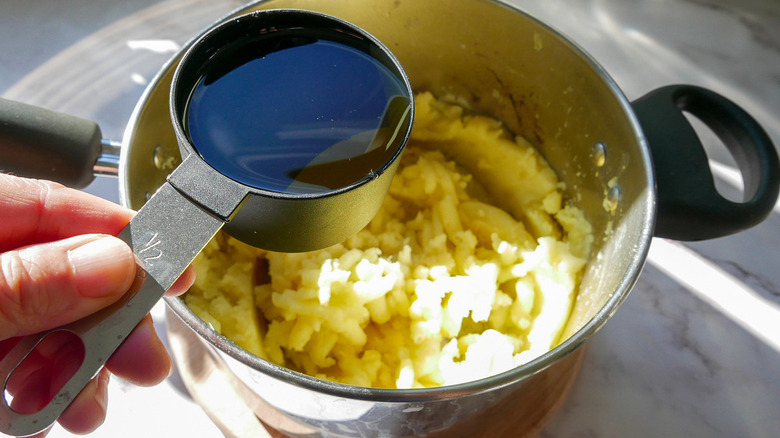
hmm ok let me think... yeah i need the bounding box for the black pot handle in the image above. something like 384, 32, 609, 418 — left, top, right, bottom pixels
632, 84, 780, 241
0, 98, 103, 188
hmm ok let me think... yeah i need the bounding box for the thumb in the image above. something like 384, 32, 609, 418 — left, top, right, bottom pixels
0, 234, 136, 339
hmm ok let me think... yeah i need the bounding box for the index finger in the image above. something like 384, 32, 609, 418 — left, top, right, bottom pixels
0, 174, 134, 252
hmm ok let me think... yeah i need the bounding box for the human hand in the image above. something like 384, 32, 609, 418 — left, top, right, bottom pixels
0, 173, 195, 437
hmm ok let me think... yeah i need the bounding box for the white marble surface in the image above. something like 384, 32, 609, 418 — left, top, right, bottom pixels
1, 0, 778, 437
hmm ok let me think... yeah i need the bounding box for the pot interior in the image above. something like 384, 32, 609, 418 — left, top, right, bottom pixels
121, 0, 654, 389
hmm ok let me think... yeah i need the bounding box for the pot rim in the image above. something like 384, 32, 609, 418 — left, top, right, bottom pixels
121, 0, 656, 402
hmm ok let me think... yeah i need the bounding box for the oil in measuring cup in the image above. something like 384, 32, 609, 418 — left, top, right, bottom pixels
184, 27, 412, 194
0, 13, 414, 438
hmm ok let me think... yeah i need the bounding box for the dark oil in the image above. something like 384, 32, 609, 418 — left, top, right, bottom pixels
184, 30, 412, 194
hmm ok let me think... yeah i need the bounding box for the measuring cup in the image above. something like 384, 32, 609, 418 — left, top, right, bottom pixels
0, 9, 413, 436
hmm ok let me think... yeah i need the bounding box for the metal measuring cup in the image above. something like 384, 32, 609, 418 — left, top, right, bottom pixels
0, 9, 413, 436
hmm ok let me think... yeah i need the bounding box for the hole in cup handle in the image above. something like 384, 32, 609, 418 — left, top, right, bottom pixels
631, 84, 780, 241
0, 331, 86, 436
0, 174, 233, 436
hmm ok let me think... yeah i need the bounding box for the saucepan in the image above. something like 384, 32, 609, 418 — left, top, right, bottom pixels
1, 0, 778, 437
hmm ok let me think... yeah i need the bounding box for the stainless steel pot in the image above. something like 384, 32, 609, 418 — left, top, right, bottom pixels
144, 1, 778, 436
1, 0, 778, 436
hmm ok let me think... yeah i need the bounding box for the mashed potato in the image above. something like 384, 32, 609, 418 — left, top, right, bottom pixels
185, 92, 592, 388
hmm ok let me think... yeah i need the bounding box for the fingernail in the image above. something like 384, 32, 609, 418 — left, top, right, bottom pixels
67, 236, 135, 298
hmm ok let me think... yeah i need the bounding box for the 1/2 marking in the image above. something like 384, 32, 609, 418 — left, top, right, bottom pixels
138, 233, 163, 263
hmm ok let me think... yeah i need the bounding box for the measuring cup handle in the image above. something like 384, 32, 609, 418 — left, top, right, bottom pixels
0, 181, 229, 437
631, 84, 780, 240
0, 273, 165, 437
0, 98, 103, 188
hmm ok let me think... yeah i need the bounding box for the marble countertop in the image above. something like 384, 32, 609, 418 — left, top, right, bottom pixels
1, 0, 778, 437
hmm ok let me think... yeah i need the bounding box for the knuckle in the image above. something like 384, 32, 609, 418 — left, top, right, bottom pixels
0, 252, 27, 336
33, 179, 58, 235
0, 251, 50, 337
